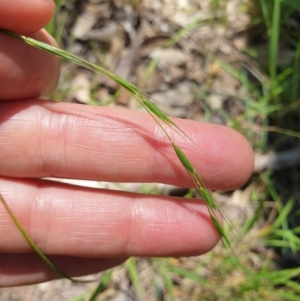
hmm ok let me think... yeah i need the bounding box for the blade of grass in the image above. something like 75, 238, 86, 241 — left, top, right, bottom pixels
272, 197, 294, 230
282, 0, 300, 13
45, 0, 67, 44
88, 270, 112, 301
157, 265, 177, 301
269, 0, 280, 83
125, 257, 144, 296
261, 0, 282, 105
0, 193, 90, 283
291, 41, 300, 101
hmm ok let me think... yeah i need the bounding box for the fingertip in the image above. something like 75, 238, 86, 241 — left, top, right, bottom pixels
0, 0, 56, 34
215, 126, 254, 189
235, 132, 254, 185
0, 29, 60, 100
174, 121, 254, 190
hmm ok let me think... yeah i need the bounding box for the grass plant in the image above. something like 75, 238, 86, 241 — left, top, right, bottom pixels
0, 27, 236, 277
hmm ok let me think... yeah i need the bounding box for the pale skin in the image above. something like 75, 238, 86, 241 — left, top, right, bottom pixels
0, 0, 254, 287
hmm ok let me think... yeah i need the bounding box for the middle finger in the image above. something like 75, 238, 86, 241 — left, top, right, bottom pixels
0, 99, 251, 189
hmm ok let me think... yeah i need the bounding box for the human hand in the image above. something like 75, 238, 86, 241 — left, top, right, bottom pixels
0, 0, 254, 287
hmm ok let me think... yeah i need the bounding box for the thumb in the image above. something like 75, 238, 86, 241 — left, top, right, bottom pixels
0, 0, 56, 34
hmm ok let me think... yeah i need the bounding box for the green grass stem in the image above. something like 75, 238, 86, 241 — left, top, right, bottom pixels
0, 194, 90, 283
